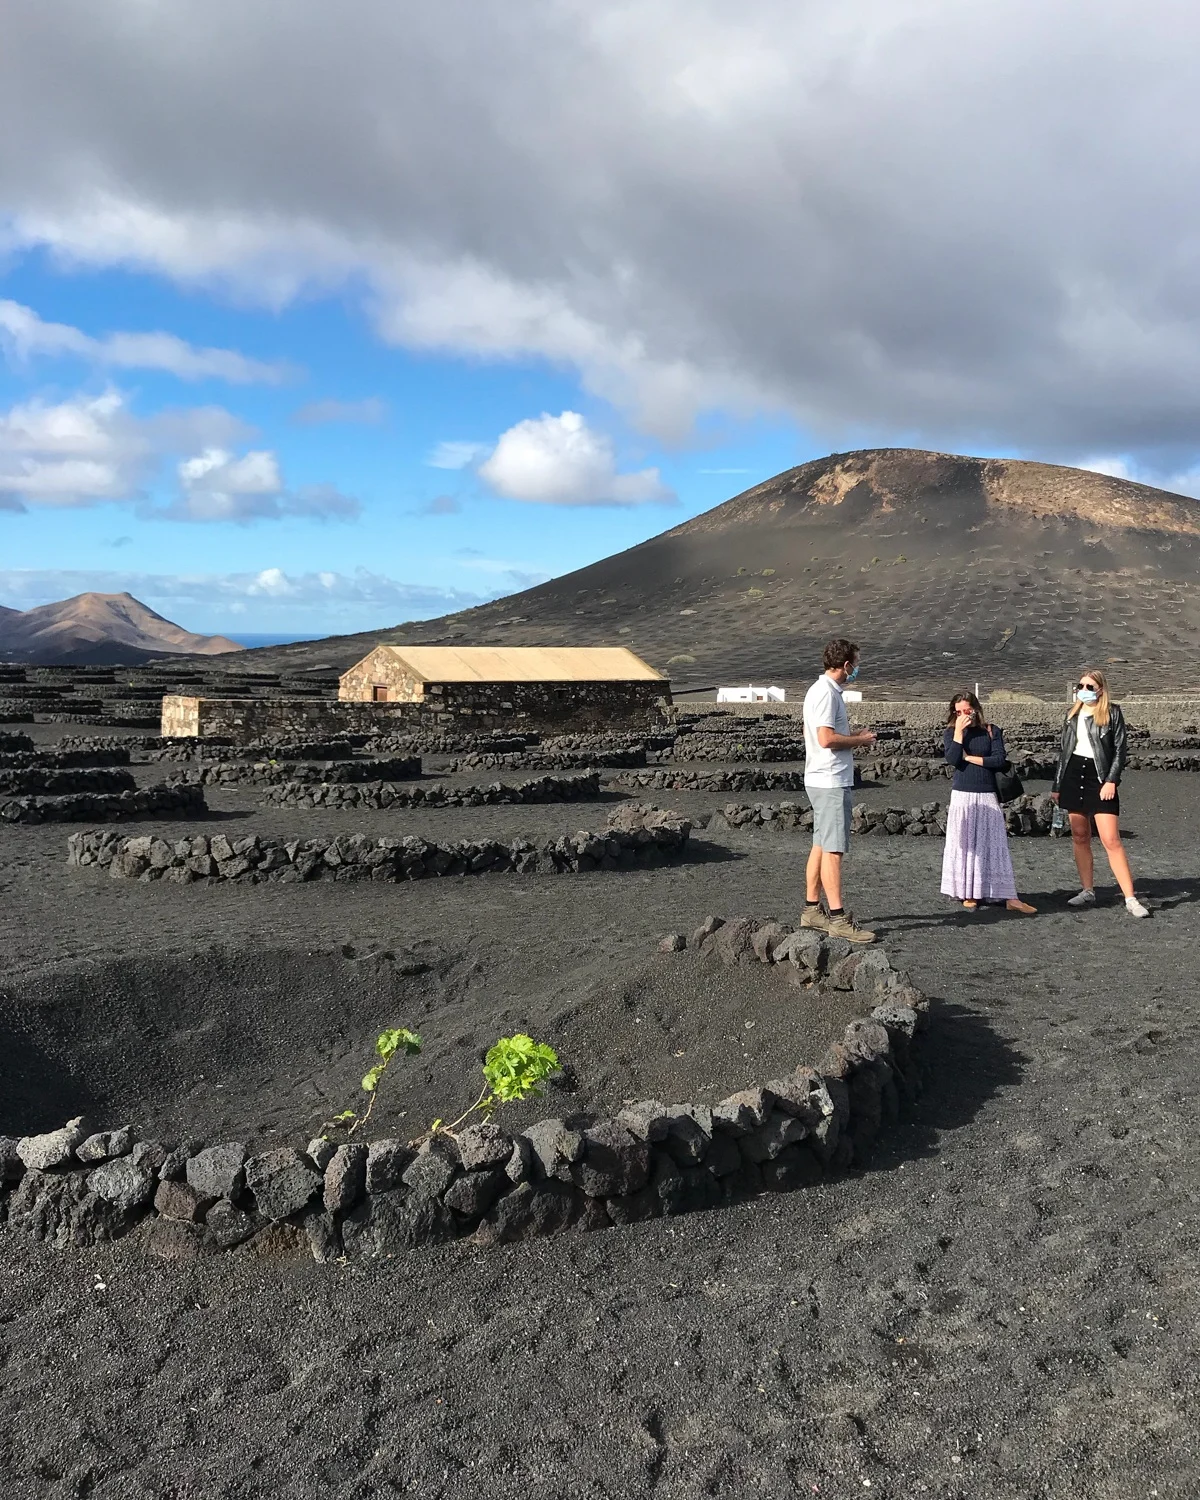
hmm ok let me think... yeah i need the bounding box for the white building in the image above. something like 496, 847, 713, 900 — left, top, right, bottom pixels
716, 684, 786, 703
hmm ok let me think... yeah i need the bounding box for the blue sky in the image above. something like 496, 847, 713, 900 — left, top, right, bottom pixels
1, 3, 1196, 644
0, 252, 805, 641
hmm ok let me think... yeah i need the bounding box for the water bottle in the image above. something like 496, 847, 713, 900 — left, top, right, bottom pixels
1050, 801, 1066, 836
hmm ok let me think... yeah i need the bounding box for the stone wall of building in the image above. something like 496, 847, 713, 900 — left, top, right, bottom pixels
162, 695, 425, 742
163, 684, 670, 744
337, 647, 425, 703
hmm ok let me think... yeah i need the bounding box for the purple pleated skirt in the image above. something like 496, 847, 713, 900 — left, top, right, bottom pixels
940, 789, 1018, 901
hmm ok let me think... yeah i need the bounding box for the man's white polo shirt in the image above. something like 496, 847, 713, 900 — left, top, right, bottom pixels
803, 673, 854, 788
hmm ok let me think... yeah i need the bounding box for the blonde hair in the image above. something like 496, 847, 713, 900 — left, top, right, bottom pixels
1068, 666, 1111, 728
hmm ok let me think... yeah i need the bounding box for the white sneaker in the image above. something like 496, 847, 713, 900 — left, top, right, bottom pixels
1067, 889, 1096, 908
1125, 897, 1151, 918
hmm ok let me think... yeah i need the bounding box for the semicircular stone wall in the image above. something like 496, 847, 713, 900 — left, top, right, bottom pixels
0, 917, 930, 1263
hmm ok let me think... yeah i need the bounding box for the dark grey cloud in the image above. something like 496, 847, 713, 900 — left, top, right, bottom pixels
2, 1, 1198, 472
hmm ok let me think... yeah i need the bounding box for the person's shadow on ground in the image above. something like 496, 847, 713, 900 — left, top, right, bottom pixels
873, 874, 1200, 931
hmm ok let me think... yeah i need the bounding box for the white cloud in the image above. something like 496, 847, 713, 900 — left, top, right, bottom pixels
0, 299, 294, 383
478, 410, 675, 507
1079, 456, 1136, 481
426, 439, 488, 470
0, 566, 488, 623
180, 446, 282, 493
0, 387, 358, 521
0, 389, 165, 507
293, 397, 387, 425
1078, 454, 1200, 500
166, 445, 359, 522
454, 554, 552, 590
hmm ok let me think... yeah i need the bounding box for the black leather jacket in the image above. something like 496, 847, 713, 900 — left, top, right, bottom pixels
1052, 703, 1128, 790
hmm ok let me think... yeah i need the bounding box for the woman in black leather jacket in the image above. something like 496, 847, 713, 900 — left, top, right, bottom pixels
1051, 667, 1149, 916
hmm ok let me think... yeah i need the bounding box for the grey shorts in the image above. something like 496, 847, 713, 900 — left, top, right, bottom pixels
807, 785, 853, 854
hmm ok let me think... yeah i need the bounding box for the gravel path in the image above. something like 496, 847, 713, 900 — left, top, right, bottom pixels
1, 769, 1198, 1498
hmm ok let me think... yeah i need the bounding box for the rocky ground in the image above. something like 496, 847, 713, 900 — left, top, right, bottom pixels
1, 750, 1198, 1498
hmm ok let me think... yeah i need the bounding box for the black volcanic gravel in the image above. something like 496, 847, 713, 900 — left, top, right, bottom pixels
1, 761, 1198, 1498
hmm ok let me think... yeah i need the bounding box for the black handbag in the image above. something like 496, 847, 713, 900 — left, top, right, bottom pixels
995, 761, 1024, 803
987, 723, 1023, 802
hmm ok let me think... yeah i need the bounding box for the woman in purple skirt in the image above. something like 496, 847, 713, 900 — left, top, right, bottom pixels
940, 692, 1037, 914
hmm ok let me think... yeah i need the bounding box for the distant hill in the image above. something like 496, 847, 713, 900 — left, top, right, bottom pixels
0, 592, 244, 665
186, 449, 1200, 696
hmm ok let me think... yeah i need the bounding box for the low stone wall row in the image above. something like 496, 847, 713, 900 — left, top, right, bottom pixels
864, 754, 1058, 782
708, 795, 1058, 837
614, 767, 809, 793
167, 755, 422, 787
0, 747, 132, 771
60, 734, 222, 755
36, 710, 161, 727
1126, 753, 1200, 771
365, 733, 532, 756
66, 808, 692, 883
2, 784, 207, 826
144, 738, 356, 764
0, 766, 136, 796
0, 923, 927, 1261
662, 736, 807, 764
543, 731, 677, 753
0, 732, 34, 753
262, 771, 603, 811
445, 747, 647, 772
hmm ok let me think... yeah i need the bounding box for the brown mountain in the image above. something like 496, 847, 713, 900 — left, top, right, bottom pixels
0, 592, 244, 666
208, 449, 1200, 696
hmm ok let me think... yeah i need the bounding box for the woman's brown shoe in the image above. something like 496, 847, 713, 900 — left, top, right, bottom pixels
962, 900, 978, 911
1006, 899, 1037, 914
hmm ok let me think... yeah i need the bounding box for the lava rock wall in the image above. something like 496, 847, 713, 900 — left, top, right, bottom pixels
0, 921, 927, 1263
2, 784, 207, 825
167, 755, 422, 787
66, 808, 692, 882
263, 771, 603, 810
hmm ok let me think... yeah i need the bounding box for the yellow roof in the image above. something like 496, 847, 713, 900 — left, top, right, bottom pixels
364, 645, 665, 683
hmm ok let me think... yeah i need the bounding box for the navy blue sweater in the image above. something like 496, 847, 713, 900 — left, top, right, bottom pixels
943, 724, 1007, 793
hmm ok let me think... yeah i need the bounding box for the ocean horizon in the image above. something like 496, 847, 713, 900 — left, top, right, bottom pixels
226, 632, 316, 648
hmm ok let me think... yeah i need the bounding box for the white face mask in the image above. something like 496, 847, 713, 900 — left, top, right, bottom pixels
1076, 688, 1099, 705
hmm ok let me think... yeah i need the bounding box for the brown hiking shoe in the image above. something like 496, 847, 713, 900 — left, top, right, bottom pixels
825, 912, 877, 944
800, 906, 830, 931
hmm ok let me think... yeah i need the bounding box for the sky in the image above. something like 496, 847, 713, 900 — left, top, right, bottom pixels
0, 1, 1197, 642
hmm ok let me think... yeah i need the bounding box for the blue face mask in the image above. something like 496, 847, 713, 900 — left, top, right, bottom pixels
1076, 688, 1099, 704
844, 663, 860, 682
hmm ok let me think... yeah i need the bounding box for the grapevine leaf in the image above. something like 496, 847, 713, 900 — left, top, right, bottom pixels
482, 1035, 560, 1103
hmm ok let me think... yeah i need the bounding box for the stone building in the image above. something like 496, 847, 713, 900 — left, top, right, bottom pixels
338, 644, 669, 729
161, 644, 670, 742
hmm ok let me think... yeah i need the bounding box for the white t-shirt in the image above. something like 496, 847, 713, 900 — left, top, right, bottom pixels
1074, 707, 1095, 758
803, 673, 854, 787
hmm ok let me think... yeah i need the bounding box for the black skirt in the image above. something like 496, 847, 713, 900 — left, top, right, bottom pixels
1058, 753, 1120, 817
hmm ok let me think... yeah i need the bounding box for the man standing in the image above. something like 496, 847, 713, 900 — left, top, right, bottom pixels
801, 638, 877, 942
